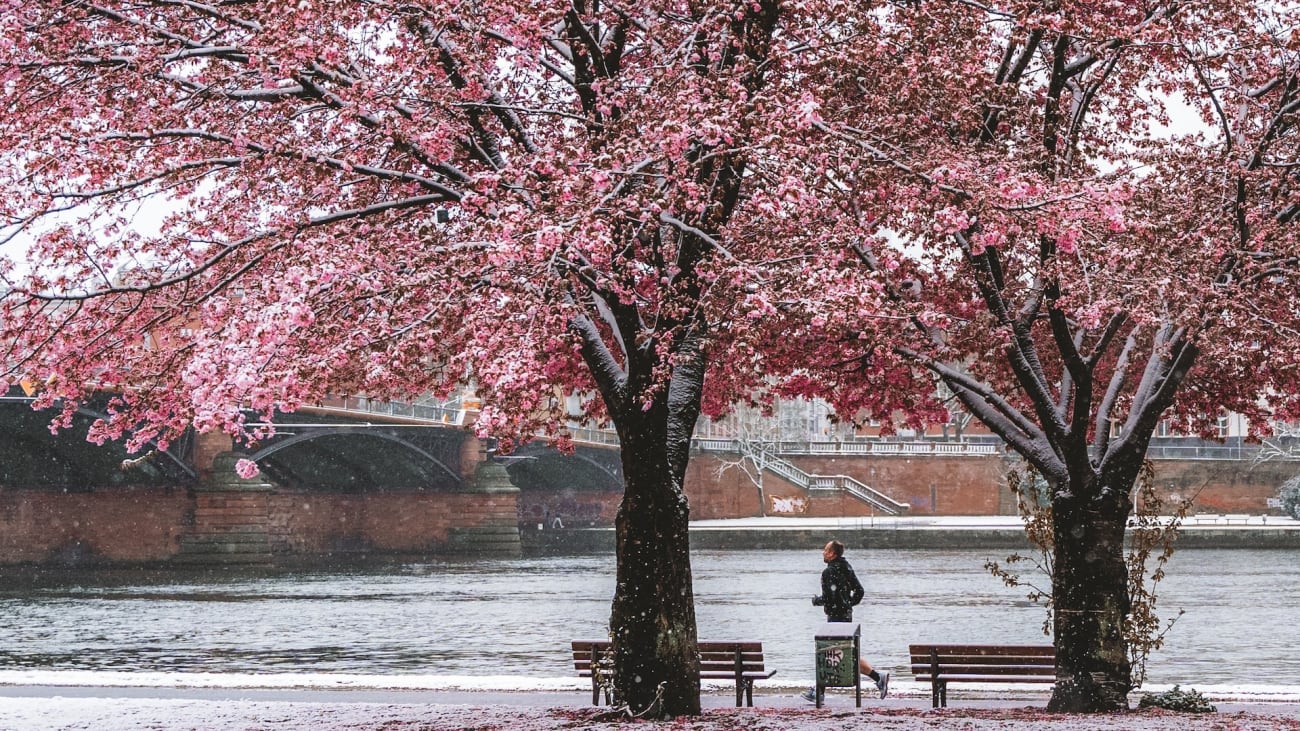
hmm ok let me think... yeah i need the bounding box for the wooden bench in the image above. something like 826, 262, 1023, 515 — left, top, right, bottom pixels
572, 639, 776, 707
909, 643, 1055, 707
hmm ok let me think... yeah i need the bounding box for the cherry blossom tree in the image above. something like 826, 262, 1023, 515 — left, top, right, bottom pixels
8, 0, 1297, 716
0, 0, 852, 716
778, 0, 1300, 712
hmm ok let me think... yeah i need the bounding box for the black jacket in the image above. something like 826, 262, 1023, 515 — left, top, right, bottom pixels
815, 556, 865, 619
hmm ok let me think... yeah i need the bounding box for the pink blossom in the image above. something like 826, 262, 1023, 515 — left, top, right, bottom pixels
234, 458, 261, 480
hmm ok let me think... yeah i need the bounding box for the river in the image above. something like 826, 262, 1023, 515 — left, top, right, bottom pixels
0, 548, 1294, 687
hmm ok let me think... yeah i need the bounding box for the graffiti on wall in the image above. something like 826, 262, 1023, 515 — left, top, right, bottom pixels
769, 495, 807, 514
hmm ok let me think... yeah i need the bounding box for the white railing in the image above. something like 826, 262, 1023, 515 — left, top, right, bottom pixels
827, 476, 911, 514
310, 397, 1001, 464
314, 395, 626, 448
733, 440, 910, 516
564, 425, 622, 447
695, 438, 1000, 457
314, 395, 468, 425
694, 437, 737, 452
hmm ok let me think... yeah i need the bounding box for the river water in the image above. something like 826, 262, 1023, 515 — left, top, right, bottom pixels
0, 548, 1295, 688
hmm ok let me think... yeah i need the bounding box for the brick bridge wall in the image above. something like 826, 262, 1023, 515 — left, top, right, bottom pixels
0, 487, 520, 566
2, 452, 1295, 565
683, 452, 1018, 518
267, 491, 518, 555
683, 452, 1298, 519
0, 487, 189, 564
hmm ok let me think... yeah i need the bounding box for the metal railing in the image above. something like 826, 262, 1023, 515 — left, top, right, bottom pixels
563, 425, 622, 447
733, 439, 911, 516
694, 438, 1000, 457
315, 395, 468, 425
313, 395, 625, 448
310, 398, 1300, 464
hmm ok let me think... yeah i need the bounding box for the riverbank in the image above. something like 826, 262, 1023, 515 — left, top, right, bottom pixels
525, 514, 1300, 553
4, 685, 1300, 730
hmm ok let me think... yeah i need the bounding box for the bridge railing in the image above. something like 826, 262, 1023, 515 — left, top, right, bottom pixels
313, 395, 625, 448
317, 395, 468, 424
809, 476, 912, 515
722, 438, 911, 515
693, 438, 1001, 457
564, 425, 622, 447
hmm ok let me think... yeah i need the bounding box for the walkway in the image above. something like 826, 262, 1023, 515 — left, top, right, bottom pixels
681, 513, 1300, 550
3, 685, 1299, 730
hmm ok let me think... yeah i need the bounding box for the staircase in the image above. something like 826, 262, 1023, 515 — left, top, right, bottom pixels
737, 440, 910, 515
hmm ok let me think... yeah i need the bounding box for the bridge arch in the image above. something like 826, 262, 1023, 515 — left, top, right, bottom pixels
0, 393, 195, 489
247, 427, 465, 492
507, 442, 622, 528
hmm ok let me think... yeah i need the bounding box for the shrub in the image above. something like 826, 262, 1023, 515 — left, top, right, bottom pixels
1137, 685, 1217, 713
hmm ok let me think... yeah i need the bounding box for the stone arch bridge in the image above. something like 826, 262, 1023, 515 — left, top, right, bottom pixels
0, 391, 624, 566
3, 390, 1286, 568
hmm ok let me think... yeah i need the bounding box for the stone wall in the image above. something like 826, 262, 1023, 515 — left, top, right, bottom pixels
2, 452, 1295, 566
0, 487, 188, 564
1149, 459, 1295, 514
681, 452, 1297, 520
516, 488, 619, 529
681, 452, 1018, 518
0, 486, 520, 566
268, 490, 519, 555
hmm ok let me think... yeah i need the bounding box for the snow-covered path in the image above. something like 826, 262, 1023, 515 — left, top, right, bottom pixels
4, 681, 1300, 731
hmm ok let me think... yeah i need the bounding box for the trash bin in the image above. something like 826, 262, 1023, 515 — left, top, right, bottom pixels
813, 622, 861, 708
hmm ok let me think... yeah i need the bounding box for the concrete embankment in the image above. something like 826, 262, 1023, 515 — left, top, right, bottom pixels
522, 515, 1300, 554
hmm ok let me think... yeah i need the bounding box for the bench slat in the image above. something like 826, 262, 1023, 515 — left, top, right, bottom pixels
911, 665, 1055, 676
571, 639, 774, 708
909, 644, 1055, 656
700, 650, 766, 659
701, 668, 773, 676
697, 641, 764, 652
909, 656, 1055, 667
914, 674, 1057, 684
909, 643, 1056, 709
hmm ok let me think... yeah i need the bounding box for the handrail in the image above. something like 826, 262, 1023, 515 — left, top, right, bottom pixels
730, 439, 910, 515
312, 395, 625, 448
693, 438, 1000, 457
314, 394, 468, 425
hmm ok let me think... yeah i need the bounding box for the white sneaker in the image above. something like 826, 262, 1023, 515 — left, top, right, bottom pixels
877, 671, 890, 699
799, 688, 817, 703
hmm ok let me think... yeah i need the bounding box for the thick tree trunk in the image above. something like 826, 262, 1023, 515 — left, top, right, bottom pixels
1047, 468, 1135, 712
608, 420, 700, 716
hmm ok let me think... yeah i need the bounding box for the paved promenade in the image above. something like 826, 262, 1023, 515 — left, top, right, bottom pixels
530, 512, 1300, 552
685, 513, 1300, 549
4, 685, 1300, 730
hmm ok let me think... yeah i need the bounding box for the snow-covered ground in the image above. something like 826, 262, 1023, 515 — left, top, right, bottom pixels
3, 672, 1300, 730
689, 514, 1300, 529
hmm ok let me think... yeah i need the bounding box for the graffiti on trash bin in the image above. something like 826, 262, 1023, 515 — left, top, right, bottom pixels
821, 647, 843, 668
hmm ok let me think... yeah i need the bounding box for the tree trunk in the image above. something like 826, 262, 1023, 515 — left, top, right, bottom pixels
608, 416, 700, 717
1047, 469, 1134, 712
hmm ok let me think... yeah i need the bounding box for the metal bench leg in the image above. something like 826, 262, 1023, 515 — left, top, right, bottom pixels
930, 649, 942, 708
733, 649, 744, 707
592, 675, 599, 705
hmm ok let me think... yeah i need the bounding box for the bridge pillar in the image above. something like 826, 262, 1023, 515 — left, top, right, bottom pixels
446, 439, 521, 557
174, 452, 273, 566
192, 431, 235, 482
